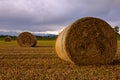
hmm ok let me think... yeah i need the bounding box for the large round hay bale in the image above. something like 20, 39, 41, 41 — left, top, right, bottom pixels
17, 32, 37, 47
55, 17, 117, 65
4, 36, 12, 42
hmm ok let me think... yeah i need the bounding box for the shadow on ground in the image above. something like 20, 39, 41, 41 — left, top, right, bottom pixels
110, 54, 120, 65
111, 59, 120, 65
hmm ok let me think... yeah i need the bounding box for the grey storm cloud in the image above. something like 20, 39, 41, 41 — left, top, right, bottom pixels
0, 0, 120, 35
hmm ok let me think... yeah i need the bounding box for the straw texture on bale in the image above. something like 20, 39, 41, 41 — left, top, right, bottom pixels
55, 17, 117, 65
4, 36, 12, 42
17, 32, 37, 47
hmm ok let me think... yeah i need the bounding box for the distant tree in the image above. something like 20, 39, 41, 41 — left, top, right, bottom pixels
114, 26, 119, 33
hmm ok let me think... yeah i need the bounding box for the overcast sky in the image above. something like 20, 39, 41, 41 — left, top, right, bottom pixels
0, 0, 120, 35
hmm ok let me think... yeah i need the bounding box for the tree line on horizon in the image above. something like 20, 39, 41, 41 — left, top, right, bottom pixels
0, 35, 58, 40
0, 26, 119, 40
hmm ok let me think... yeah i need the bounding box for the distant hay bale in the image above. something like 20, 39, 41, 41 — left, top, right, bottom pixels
55, 17, 117, 65
17, 32, 37, 47
4, 36, 12, 42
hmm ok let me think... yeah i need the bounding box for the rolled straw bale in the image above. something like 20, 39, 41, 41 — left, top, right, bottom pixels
55, 17, 117, 65
17, 32, 37, 47
4, 36, 12, 42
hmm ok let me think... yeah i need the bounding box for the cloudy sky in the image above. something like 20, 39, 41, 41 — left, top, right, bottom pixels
0, 0, 120, 35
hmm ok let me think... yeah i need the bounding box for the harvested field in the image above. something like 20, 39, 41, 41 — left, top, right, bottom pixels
0, 40, 120, 80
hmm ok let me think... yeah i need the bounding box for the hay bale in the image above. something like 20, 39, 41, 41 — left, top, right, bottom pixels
17, 32, 37, 47
4, 36, 12, 42
55, 17, 117, 65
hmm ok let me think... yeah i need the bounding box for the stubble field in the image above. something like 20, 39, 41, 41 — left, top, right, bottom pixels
0, 40, 120, 80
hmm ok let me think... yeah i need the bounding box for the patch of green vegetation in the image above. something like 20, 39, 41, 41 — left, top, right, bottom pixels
0, 40, 56, 47
117, 36, 120, 41
37, 40, 56, 47
0, 40, 18, 47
